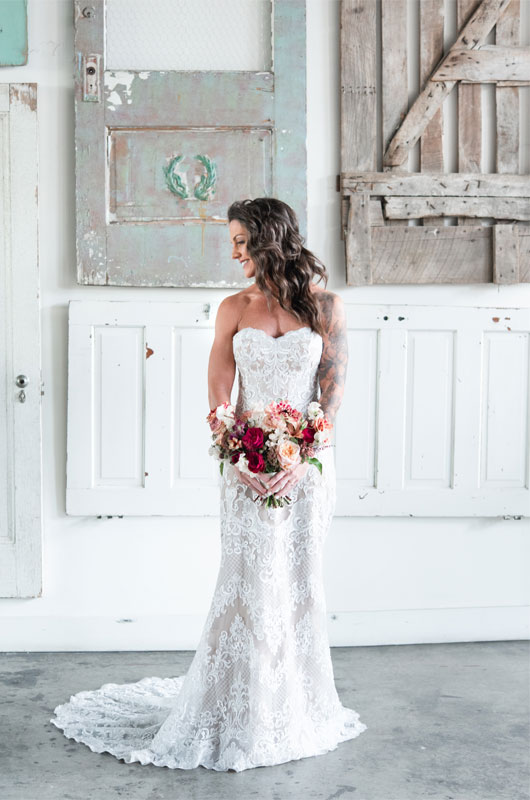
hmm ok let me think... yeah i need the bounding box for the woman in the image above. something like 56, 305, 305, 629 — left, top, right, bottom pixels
50, 197, 367, 772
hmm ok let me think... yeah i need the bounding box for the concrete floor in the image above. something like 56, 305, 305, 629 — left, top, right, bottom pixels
0, 641, 528, 800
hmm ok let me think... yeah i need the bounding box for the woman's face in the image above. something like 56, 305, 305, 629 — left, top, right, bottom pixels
229, 220, 256, 279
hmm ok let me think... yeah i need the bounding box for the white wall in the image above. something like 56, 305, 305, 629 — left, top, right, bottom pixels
0, 0, 529, 651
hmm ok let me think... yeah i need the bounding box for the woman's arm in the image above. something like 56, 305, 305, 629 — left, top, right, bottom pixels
317, 293, 348, 427
207, 295, 239, 411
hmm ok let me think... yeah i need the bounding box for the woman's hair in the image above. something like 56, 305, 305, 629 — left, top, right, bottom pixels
227, 197, 328, 336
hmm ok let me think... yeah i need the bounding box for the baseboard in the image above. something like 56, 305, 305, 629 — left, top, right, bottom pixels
1, 606, 528, 651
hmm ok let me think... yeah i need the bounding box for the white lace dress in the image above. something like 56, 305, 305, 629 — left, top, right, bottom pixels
50, 326, 367, 772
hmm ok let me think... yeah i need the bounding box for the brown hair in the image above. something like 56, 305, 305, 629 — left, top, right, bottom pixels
227, 197, 328, 336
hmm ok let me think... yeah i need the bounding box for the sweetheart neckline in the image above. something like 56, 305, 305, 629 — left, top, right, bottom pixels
233, 326, 320, 342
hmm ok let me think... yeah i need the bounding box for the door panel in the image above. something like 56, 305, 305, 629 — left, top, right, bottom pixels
74, 0, 306, 286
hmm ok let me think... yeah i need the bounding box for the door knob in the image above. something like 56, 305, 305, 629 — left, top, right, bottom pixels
15, 374, 29, 388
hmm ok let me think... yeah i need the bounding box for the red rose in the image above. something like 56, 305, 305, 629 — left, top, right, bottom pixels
231, 452, 241, 464
247, 452, 265, 473
241, 426, 264, 451
302, 426, 315, 443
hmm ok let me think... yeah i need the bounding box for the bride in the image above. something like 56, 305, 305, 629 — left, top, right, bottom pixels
50, 197, 367, 772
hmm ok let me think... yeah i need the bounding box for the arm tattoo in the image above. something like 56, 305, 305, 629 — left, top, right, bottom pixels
317, 293, 348, 427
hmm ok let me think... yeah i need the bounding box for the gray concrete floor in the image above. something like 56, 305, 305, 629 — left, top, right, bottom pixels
0, 641, 528, 800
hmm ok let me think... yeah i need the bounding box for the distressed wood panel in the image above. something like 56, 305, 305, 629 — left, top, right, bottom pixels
340, 0, 529, 284
384, 0, 511, 167
496, 0, 520, 173
420, 0, 445, 226
457, 0, 482, 227
75, 0, 306, 286
432, 45, 530, 82
0, 84, 42, 597
104, 71, 273, 126
340, 0, 377, 173
345, 193, 372, 284
108, 128, 272, 222
342, 171, 529, 196
371, 226, 492, 283
382, 0, 408, 162
385, 196, 530, 220
493, 223, 520, 281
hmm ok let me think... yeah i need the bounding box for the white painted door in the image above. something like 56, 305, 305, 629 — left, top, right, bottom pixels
66, 301, 529, 517
0, 84, 42, 597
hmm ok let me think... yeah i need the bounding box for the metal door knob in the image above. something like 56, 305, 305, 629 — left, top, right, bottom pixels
15, 374, 29, 388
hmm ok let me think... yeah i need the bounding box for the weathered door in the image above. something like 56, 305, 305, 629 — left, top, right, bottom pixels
74, 0, 306, 286
340, 0, 530, 285
0, 84, 42, 597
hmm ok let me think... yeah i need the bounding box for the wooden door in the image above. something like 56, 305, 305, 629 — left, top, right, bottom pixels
340, 0, 530, 285
74, 0, 307, 287
0, 84, 42, 597
66, 300, 528, 517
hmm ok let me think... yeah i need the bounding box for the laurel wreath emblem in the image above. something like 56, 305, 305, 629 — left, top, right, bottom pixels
163, 154, 217, 201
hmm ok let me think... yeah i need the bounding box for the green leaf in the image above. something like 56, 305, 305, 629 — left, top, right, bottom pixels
219, 461, 224, 476
306, 457, 322, 474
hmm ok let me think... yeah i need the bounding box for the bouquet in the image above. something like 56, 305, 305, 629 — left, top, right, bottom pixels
206, 399, 333, 508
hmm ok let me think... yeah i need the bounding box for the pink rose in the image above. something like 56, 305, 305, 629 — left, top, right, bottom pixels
277, 439, 301, 470
241, 426, 264, 451
247, 452, 265, 473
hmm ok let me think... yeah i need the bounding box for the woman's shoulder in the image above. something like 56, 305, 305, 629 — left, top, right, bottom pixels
311, 287, 346, 337
311, 285, 344, 311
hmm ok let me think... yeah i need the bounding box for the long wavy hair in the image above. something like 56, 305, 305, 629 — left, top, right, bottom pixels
227, 197, 328, 336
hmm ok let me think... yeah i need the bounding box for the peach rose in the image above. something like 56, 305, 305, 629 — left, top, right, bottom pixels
276, 439, 301, 470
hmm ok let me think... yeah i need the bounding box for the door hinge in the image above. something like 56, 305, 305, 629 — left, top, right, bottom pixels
336, 174, 341, 193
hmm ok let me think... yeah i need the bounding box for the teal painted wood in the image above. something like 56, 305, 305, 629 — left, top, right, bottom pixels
273, 0, 307, 243
74, 0, 307, 287
0, 0, 28, 66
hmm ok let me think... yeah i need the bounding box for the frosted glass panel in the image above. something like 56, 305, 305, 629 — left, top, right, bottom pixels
106, 0, 272, 71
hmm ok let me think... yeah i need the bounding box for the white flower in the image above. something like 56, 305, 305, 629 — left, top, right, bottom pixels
235, 454, 250, 474
208, 445, 220, 459
307, 401, 324, 420
216, 403, 236, 429
313, 430, 325, 445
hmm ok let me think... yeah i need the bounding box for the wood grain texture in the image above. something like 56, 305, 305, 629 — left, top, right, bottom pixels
341, 0, 377, 172
493, 224, 520, 281
384, 0, 512, 167
346, 193, 372, 285
342, 171, 529, 195
371, 226, 492, 283
433, 45, 530, 82
495, 0, 520, 173
457, 0, 483, 226
420, 0, 445, 227
382, 0, 408, 162
385, 195, 530, 220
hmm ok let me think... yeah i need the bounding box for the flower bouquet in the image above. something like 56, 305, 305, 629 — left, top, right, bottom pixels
206, 399, 333, 507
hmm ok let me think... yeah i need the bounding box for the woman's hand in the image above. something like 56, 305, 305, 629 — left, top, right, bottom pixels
263, 462, 310, 498
233, 464, 270, 497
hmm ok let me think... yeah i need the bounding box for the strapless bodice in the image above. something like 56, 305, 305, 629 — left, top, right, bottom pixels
232, 326, 323, 417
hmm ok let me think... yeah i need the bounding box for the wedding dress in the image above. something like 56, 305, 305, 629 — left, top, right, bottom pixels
50, 325, 367, 772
